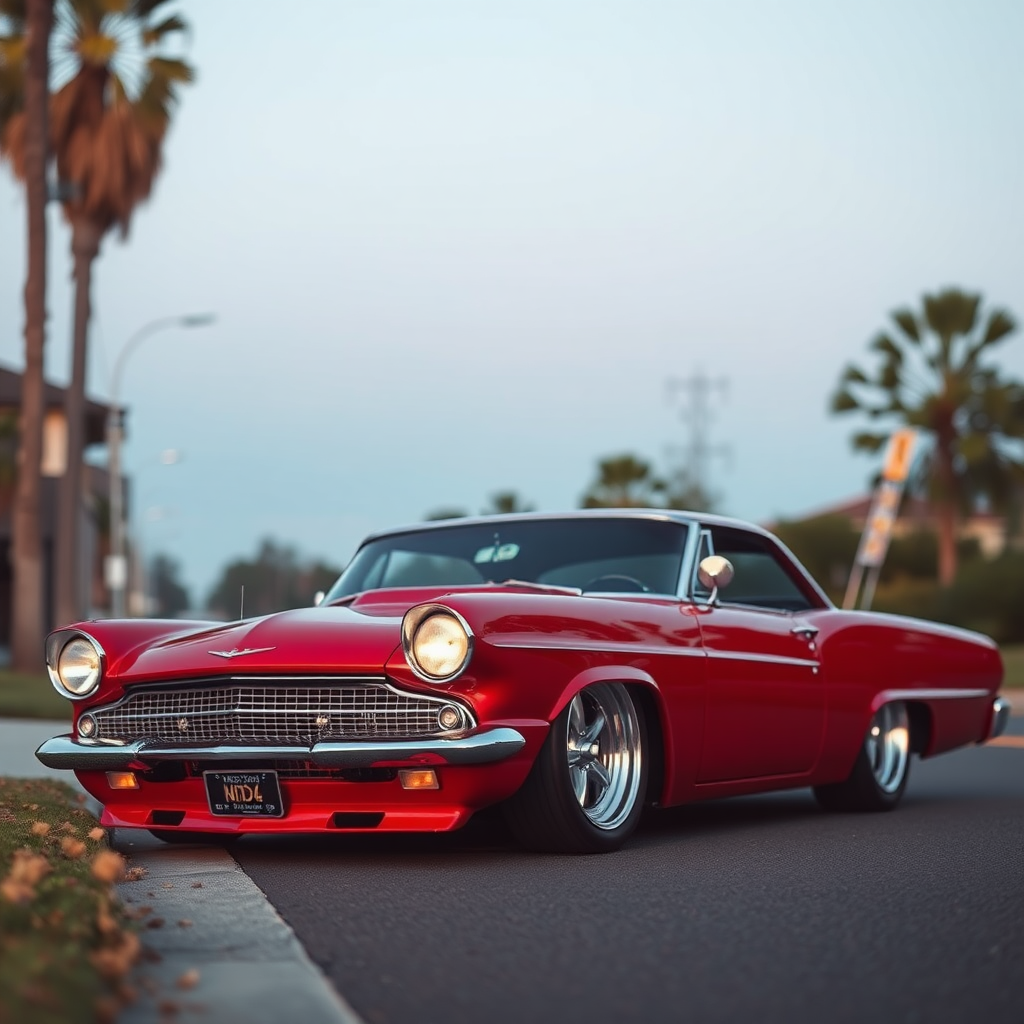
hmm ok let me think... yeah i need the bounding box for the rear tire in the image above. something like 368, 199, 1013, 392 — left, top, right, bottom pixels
504, 682, 648, 853
814, 702, 911, 812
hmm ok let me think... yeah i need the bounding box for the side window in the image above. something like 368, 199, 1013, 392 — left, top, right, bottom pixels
707, 527, 814, 612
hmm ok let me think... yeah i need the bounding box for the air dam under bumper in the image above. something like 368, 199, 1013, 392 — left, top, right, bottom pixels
36, 726, 527, 771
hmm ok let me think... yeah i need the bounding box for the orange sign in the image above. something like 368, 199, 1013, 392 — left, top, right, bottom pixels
882, 429, 917, 483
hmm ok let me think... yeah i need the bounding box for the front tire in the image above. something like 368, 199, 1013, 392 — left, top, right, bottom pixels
504, 683, 648, 853
814, 701, 911, 812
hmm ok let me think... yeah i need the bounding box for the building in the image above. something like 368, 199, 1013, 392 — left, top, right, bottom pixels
0, 364, 113, 647
784, 493, 1016, 559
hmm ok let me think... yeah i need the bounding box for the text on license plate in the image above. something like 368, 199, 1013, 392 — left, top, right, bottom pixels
204, 771, 284, 817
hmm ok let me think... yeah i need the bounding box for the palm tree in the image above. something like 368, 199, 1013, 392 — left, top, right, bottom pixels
580, 454, 667, 508
52, 0, 193, 624
832, 288, 1024, 586
2, 1, 194, 625
0, 0, 52, 670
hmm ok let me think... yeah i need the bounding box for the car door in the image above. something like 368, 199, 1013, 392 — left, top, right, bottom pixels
691, 525, 826, 783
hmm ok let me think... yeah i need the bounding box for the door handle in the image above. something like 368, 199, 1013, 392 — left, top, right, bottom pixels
791, 625, 819, 641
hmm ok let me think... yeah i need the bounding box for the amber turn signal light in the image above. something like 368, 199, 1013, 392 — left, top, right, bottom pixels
398, 769, 439, 790
105, 771, 139, 790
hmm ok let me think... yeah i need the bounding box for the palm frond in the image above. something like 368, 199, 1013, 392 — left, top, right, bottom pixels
871, 332, 904, 363
146, 55, 192, 83
128, 0, 175, 20
0, 0, 26, 21
852, 432, 888, 453
877, 361, 900, 390
980, 309, 1015, 347
840, 364, 868, 385
923, 288, 980, 347
830, 389, 860, 414
142, 13, 183, 46
891, 309, 919, 343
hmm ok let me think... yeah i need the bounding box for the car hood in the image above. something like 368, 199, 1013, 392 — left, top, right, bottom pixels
109, 604, 406, 683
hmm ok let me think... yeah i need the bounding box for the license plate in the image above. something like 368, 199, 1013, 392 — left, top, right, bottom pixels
204, 771, 284, 817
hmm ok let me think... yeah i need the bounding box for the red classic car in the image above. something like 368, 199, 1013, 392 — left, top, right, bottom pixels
37, 510, 1010, 853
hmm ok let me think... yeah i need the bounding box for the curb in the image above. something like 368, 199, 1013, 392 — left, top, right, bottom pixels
112, 834, 363, 1024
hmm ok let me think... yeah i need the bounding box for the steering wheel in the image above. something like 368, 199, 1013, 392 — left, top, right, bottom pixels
581, 574, 649, 593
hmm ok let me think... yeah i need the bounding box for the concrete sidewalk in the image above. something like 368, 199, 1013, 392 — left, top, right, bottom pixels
0, 718, 361, 1024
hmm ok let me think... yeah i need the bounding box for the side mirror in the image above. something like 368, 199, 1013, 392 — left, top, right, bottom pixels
697, 555, 734, 606
313, 590, 325, 607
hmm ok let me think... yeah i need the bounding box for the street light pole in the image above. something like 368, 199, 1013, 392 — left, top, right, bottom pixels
106, 314, 214, 617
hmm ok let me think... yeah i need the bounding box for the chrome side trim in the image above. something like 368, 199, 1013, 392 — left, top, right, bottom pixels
989, 697, 1011, 740
35, 727, 527, 771
704, 649, 820, 670
876, 688, 991, 703
486, 638, 707, 658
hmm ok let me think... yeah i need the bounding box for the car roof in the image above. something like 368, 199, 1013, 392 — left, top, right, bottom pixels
359, 508, 778, 545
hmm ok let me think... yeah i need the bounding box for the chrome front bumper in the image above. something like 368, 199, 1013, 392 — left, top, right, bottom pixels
36, 726, 527, 772
989, 697, 1011, 740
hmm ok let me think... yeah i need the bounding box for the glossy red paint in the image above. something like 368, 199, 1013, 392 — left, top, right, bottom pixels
37, 510, 1007, 850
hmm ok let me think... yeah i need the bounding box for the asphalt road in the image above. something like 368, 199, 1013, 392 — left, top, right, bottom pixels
234, 723, 1024, 1024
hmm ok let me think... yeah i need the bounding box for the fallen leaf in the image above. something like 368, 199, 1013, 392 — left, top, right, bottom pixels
89, 827, 106, 842
176, 968, 200, 990
30, 821, 51, 837
61, 836, 87, 859
177, 919, 193, 928
145, 917, 166, 929
92, 850, 127, 884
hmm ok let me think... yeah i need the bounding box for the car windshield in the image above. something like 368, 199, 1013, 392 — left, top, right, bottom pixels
324, 517, 691, 600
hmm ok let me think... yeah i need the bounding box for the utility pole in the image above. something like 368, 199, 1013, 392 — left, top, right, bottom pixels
666, 370, 730, 510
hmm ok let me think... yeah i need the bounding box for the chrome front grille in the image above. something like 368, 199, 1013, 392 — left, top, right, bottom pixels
88, 677, 473, 745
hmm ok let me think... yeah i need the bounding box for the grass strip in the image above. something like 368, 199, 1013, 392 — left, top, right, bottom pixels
0, 670, 70, 720
0, 778, 138, 1024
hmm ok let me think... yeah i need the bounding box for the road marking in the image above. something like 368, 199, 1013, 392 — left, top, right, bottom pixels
985, 736, 1024, 749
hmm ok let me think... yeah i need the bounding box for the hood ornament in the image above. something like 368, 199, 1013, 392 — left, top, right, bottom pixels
208, 646, 277, 659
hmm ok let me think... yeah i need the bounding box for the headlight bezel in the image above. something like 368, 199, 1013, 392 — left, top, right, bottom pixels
45, 630, 105, 700
401, 604, 474, 683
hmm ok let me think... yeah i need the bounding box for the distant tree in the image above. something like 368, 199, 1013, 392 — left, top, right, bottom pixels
148, 551, 189, 617
832, 288, 1024, 585
424, 507, 468, 521
205, 539, 343, 620
772, 515, 861, 597
580, 454, 666, 508
661, 469, 716, 513
482, 491, 534, 515
1, 1, 196, 625
0, 0, 51, 668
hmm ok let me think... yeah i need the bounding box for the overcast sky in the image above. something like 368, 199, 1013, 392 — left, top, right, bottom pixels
2, 0, 1023, 607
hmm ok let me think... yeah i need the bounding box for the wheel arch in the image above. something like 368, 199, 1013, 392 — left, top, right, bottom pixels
905, 700, 933, 756
549, 666, 669, 810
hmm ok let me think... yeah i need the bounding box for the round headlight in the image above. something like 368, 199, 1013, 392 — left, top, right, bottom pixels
402, 605, 473, 682
56, 637, 102, 697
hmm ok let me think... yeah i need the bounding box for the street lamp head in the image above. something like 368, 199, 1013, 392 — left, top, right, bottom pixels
181, 313, 216, 328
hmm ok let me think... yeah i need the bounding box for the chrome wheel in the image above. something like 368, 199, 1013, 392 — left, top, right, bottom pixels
865, 702, 910, 794
564, 683, 644, 831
